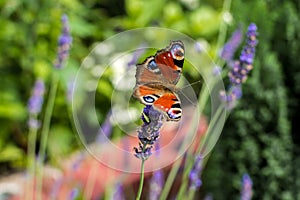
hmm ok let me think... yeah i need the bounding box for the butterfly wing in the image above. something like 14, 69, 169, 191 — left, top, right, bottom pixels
135, 40, 185, 86
133, 84, 182, 121
155, 40, 185, 85
153, 92, 182, 121
135, 56, 165, 85
133, 40, 184, 121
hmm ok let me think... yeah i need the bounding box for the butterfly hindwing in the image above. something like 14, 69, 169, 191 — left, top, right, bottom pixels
133, 84, 182, 121
153, 92, 182, 121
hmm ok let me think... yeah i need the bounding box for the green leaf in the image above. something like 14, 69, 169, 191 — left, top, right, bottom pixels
0, 144, 24, 162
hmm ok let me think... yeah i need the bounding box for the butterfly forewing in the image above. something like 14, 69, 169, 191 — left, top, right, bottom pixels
133, 40, 185, 121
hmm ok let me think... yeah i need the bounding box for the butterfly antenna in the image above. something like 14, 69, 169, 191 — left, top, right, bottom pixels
177, 80, 202, 107
180, 80, 202, 90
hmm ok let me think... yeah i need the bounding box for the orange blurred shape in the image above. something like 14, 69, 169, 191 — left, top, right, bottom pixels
10, 107, 207, 200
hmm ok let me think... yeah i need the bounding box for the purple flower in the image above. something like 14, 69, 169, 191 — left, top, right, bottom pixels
54, 14, 72, 69
204, 194, 213, 200
134, 105, 165, 161
67, 80, 75, 103
28, 118, 41, 129
96, 110, 113, 143
149, 170, 164, 200
28, 79, 45, 115
219, 85, 242, 110
220, 26, 243, 62
194, 42, 204, 53
241, 173, 253, 200
189, 155, 203, 190
127, 44, 147, 68
220, 23, 258, 110
212, 65, 222, 76
228, 23, 258, 86
68, 188, 79, 200
112, 183, 125, 200
50, 178, 63, 199
71, 152, 85, 171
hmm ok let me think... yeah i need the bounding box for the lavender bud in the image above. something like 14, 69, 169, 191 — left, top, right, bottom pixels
54, 14, 72, 69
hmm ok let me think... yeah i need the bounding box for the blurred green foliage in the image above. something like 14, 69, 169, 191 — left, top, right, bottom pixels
0, 0, 299, 199
0, 0, 222, 170
204, 0, 300, 199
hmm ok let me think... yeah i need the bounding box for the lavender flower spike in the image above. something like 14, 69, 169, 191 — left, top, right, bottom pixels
241, 173, 253, 200
134, 105, 165, 161
27, 79, 45, 129
55, 14, 72, 69
149, 170, 164, 200
112, 183, 125, 200
189, 155, 203, 190
228, 23, 258, 85
220, 26, 243, 62
220, 23, 258, 110
28, 79, 45, 115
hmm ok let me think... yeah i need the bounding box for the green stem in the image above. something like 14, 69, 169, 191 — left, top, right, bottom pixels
215, 0, 232, 63
176, 0, 233, 198
159, 158, 181, 200
26, 126, 38, 200
160, 119, 201, 200
186, 106, 225, 200
176, 105, 225, 200
160, 87, 206, 199
187, 188, 196, 200
160, 80, 210, 200
136, 159, 145, 200
36, 72, 59, 200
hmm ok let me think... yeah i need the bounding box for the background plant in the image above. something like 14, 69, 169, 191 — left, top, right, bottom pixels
0, 0, 299, 199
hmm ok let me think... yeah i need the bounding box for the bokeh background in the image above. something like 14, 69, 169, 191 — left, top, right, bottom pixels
1, 0, 300, 199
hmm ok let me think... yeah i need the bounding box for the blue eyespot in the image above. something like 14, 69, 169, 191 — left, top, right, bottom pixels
171, 45, 184, 60
148, 60, 158, 71
143, 96, 155, 103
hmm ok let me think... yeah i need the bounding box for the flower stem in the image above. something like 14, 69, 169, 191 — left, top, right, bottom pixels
36, 72, 59, 199
160, 81, 210, 200
136, 159, 145, 200
159, 158, 181, 200
26, 127, 38, 200
215, 0, 232, 63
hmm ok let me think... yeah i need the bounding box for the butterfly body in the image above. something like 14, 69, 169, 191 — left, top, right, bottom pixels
133, 40, 185, 121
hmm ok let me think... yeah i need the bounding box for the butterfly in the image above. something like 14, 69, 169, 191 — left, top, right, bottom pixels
133, 40, 185, 121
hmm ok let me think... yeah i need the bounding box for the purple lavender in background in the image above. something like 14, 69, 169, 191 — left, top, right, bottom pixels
204, 194, 213, 200
194, 41, 204, 53
134, 105, 165, 161
55, 14, 72, 69
112, 183, 125, 200
212, 65, 222, 76
149, 170, 164, 200
228, 23, 258, 85
189, 155, 203, 190
27, 79, 45, 129
68, 188, 79, 200
28, 118, 40, 129
28, 79, 45, 115
220, 23, 258, 110
127, 44, 147, 68
219, 85, 242, 110
241, 173, 253, 200
71, 152, 85, 171
220, 26, 243, 62
50, 178, 63, 199
67, 80, 75, 103
96, 110, 113, 143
